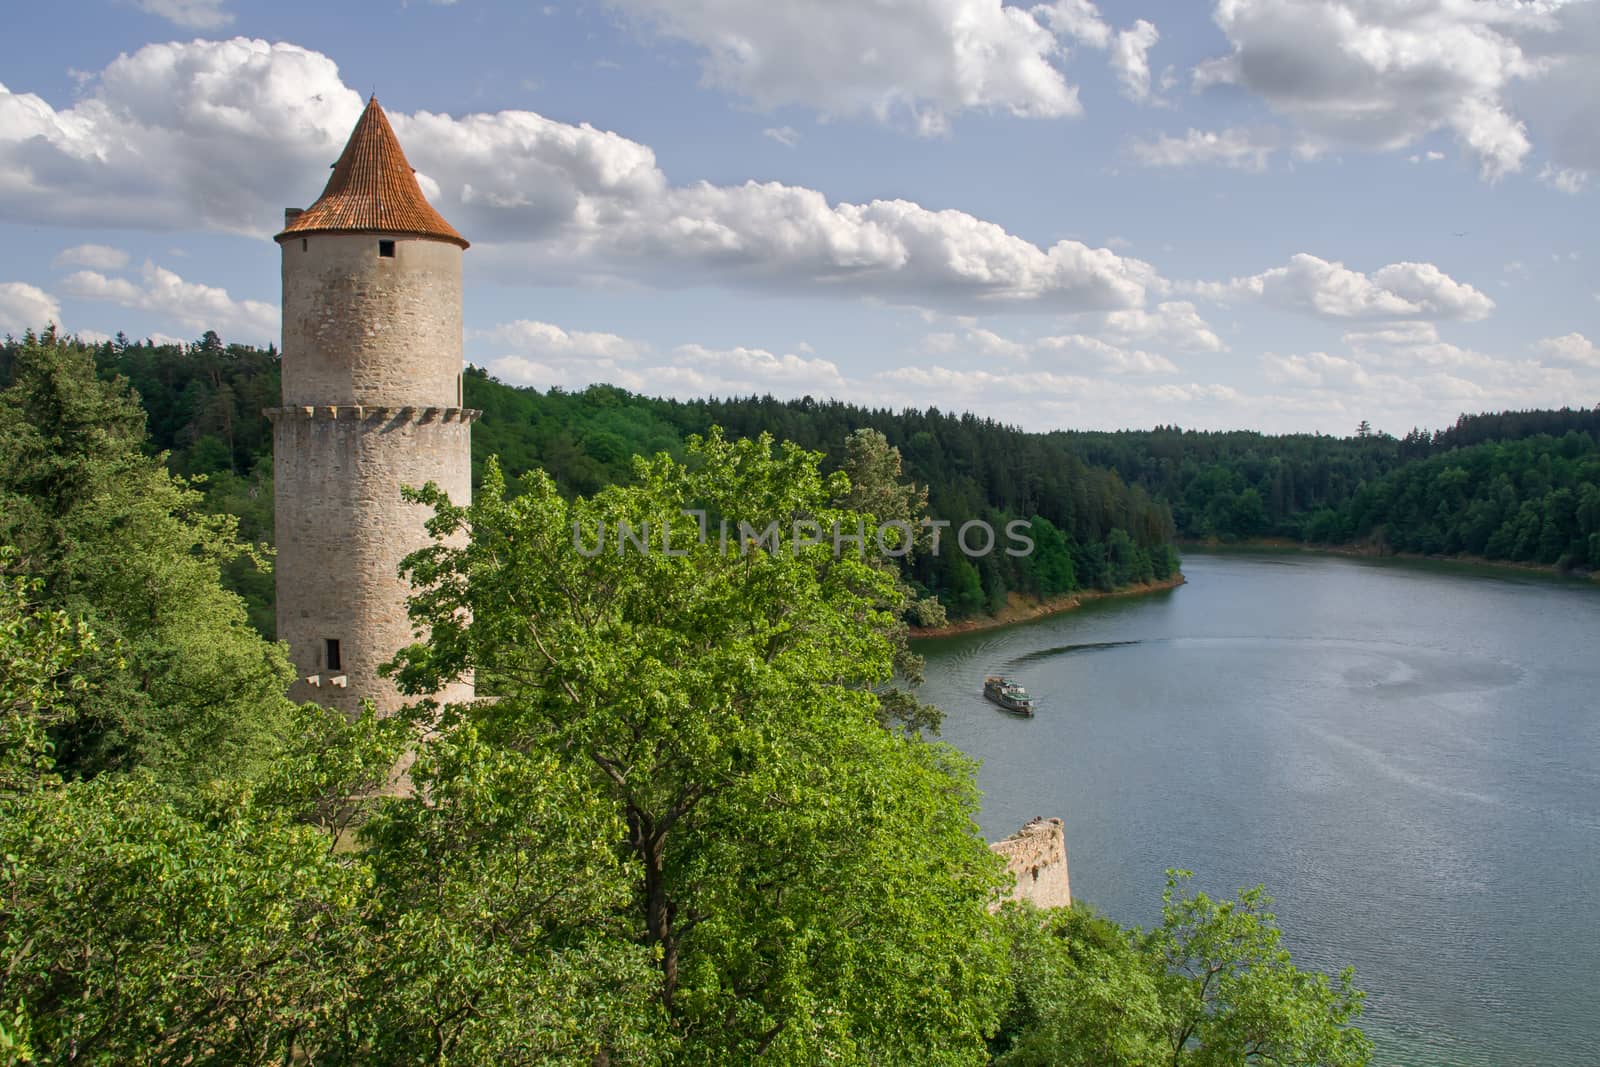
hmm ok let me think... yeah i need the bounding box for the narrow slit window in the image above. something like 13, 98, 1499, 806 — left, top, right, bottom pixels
301, 238, 307, 252
378, 239, 396, 258
325, 638, 342, 673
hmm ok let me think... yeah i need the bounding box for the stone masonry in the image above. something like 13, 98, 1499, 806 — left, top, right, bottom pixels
273, 97, 475, 718
991, 817, 1072, 910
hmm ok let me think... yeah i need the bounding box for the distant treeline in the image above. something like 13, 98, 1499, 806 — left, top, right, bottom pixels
5, 331, 1593, 638
1062, 411, 1600, 569
0, 332, 1180, 632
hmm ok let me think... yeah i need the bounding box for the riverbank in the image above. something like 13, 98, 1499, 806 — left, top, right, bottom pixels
909, 572, 1187, 639
1180, 537, 1600, 584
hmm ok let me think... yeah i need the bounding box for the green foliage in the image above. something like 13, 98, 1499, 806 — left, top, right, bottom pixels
838, 428, 946, 733
994, 874, 1371, 1067
1324, 435, 1600, 567
391, 431, 1009, 1062
0, 567, 101, 792
0, 332, 292, 786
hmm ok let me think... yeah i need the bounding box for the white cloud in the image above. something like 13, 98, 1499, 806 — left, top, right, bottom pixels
60, 261, 277, 343
920, 320, 1194, 376
1539, 163, 1588, 194
605, 0, 1170, 131
1193, 0, 1562, 181
1094, 300, 1225, 351
1037, 333, 1178, 375
476, 319, 647, 363
1129, 127, 1275, 171
762, 125, 799, 147
1262, 351, 1371, 390
622, 344, 848, 400
52, 243, 131, 271
1534, 332, 1600, 369
1343, 321, 1440, 349
132, 0, 233, 29
479, 323, 845, 400
0, 282, 61, 335
1039, 0, 1111, 48
1110, 20, 1161, 102
605, 0, 1086, 133
0, 39, 1162, 313
921, 327, 1030, 361
1192, 253, 1494, 322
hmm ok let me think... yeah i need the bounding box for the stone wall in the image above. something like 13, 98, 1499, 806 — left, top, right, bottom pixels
271, 405, 476, 716
276, 228, 473, 720
280, 233, 463, 408
991, 817, 1071, 910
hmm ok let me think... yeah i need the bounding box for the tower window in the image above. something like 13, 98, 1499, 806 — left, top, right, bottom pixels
378, 239, 396, 258
301, 238, 307, 251
325, 638, 342, 672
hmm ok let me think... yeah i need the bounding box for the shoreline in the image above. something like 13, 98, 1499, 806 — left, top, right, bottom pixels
1180, 537, 1600, 583
909, 572, 1187, 640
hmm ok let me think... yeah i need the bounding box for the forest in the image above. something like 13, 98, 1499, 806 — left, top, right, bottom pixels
3, 331, 1594, 641
0, 332, 1373, 1065
0, 332, 1182, 634
1063, 417, 1600, 568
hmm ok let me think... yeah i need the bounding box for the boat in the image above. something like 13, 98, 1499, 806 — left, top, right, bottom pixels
983, 675, 1035, 717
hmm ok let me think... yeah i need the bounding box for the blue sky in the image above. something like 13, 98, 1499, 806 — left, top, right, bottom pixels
1, 0, 1596, 432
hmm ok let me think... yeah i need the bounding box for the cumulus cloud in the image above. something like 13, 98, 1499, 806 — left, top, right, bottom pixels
919, 315, 1208, 376
0, 38, 1162, 313
477, 320, 844, 400
133, 0, 233, 29
1193, 0, 1570, 181
52, 243, 131, 271
0, 282, 61, 335
60, 260, 277, 343
1037, 333, 1178, 375
605, 0, 1171, 130
1129, 127, 1276, 171
1192, 253, 1494, 321
1539, 164, 1588, 194
604, 0, 1084, 132
1092, 300, 1226, 351
1110, 20, 1161, 102
1534, 332, 1600, 369
476, 319, 647, 363
629, 344, 848, 399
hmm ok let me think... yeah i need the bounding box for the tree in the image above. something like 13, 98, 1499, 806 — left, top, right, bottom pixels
1148, 872, 1370, 1066
391, 431, 1009, 1063
838, 427, 946, 732
0, 333, 292, 786
994, 874, 1371, 1067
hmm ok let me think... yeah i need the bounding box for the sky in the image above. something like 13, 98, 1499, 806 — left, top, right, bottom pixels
1, 0, 1597, 434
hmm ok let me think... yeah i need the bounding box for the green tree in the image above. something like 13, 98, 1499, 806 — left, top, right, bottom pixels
391, 431, 1009, 1063
0, 333, 292, 786
839, 428, 947, 732
995, 874, 1371, 1067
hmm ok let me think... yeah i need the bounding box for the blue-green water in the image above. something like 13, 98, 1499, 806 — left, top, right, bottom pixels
916, 552, 1600, 1067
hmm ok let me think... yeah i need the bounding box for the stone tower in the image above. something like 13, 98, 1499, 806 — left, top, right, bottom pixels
270, 96, 476, 716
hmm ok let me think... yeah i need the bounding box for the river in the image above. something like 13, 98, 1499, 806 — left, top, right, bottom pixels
916, 551, 1600, 1067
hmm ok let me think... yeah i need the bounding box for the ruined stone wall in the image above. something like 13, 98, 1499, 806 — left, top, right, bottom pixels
991, 817, 1071, 910
271, 405, 475, 716
280, 233, 462, 408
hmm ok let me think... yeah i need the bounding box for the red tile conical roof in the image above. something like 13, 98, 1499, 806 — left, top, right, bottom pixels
277, 96, 468, 248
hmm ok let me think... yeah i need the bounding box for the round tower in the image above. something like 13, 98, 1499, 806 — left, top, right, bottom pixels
270, 96, 475, 716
